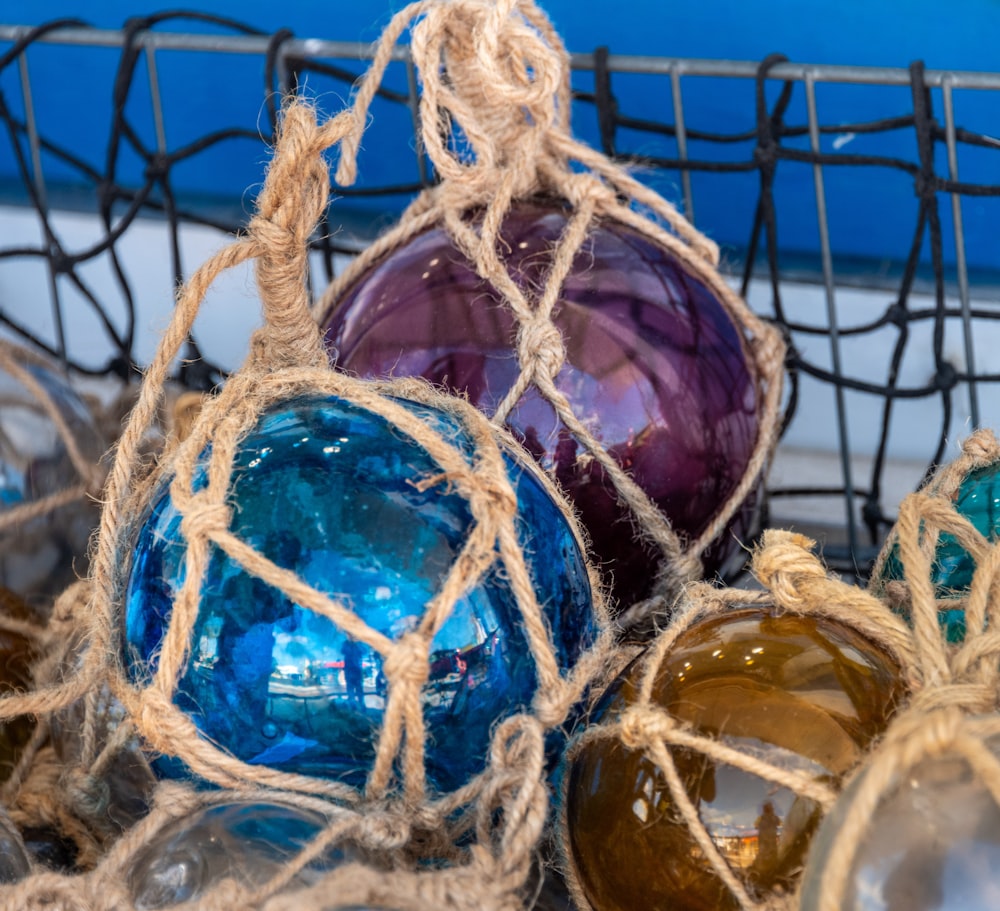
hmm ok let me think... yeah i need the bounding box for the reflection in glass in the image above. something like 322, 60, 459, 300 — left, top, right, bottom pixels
128, 801, 348, 909
125, 394, 595, 792
566, 607, 905, 911
802, 734, 1000, 911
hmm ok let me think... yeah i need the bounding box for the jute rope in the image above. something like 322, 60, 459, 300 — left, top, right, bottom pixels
802, 432, 1000, 909
559, 529, 916, 911
0, 94, 613, 909
316, 0, 786, 607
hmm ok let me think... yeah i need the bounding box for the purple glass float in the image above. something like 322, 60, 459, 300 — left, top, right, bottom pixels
321, 199, 760, 609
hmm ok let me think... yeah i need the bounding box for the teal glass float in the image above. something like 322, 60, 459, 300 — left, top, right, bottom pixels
128, 801, 348, 908
879, 460, 1000, 642
124, 394, 595, 792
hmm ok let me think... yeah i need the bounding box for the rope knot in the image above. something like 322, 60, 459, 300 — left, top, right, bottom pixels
357, 808, 412, 851
62, 767, 111, 822
406, 0, 568, 190
179, 494, 231, 544
517, 313, 565, 381
382, 633, 430, 690
489, 714, 544, 776
619, 706, 676, 752
960, 427, 1000, 468
752, 530, 827, 607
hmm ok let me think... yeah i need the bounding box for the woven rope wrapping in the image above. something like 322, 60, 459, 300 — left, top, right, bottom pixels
869, 427, 1000, 642
316, 0, 786, 605
558, 529, 917, 911
0, 96, 616, 909
796, 429, 1000, 910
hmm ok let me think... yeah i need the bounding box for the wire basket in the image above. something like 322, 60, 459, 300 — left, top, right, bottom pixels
2, 14, 1000, 577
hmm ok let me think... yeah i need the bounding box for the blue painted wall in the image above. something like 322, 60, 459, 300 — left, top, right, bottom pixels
3, 2, 999, 274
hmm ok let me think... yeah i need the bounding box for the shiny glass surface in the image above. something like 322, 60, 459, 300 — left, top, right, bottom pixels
21, 825, 77, 871
0, 812, 30, 883
565, 607, 905, 911
322, 199, 760, 609
880, 461, 1000, 642
129, 801, 346, 909
0, 361, 104, 607
125, 394, 595, 792
801, 734, 1000, 911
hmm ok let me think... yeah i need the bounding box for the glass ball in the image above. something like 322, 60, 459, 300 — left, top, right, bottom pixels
0, 359, 104, 609
878, 460, 1000, 642
321, 199, 761, 609
128, 801, 349, 909
564, 607, 905, 911
125, 393, 595, 792
800, 733, 1000, 911
0, 812, 30, 883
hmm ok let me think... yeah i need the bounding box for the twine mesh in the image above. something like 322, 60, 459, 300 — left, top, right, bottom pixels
315, 0, 786, 607
0, 89, 616, 909
558, 529, 917, 911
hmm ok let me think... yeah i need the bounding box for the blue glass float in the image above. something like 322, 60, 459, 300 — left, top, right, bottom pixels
124, 394, 595, 792
128, 801, 348, 909
879, 460, 1000, 642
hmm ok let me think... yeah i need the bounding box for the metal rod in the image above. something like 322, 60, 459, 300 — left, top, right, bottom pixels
145, 44, 168, 154
18, 50, 68, 370
669, 66, 694, 223
805, 70, 858, 559
4, 25, 1000, 91
942, 78, 980, 428
405, 55, 428, 186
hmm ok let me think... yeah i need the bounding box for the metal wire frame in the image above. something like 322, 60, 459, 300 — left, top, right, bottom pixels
2, 20, 999, 576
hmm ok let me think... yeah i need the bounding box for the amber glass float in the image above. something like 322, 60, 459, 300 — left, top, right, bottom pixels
564, 607, 906, 911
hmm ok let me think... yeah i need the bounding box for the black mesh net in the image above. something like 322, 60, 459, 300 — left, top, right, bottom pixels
2, 13, 1000, 576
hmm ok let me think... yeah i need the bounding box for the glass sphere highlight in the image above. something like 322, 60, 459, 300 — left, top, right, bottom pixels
124, 394, 595, 792
564, 607, 905, 911
129, 801, 347, 909
800, 734, 1000, 911
321, 200, 761, 609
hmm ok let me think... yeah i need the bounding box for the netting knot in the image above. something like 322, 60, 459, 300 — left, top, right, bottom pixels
619, 706, 676, 752
357, 808, 413, 851
382, 633, 431, 690
517, 313, 566, 381
490, 714, 544, 776
179, 494, 231, 544
62, 767, 111, 822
